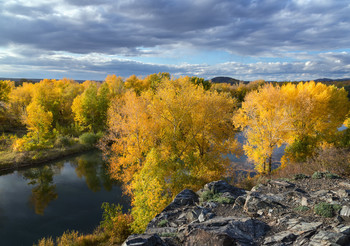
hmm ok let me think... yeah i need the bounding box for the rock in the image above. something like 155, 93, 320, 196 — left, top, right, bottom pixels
309, 230, 350, 246
165, 189, 199, 210
336, 189, 350, 198
335, 225, 350, 235
339, 182, 350, 189
301, 197, 309, 206
340, 206, 350, 221
286, 220, 323, 235
268, 180, 295, 189
233, 195, 246, 210
263, 231, 297, 245
244, 192, 286, 215
203, 180, 246, 197
183, 216, 269, 246
122, 234, 168, 246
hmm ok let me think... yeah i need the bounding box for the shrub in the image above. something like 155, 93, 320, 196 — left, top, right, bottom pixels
199, 190, 235, 204
314, 203, 341, 217
158, 219, 168, 227
100, 202, 133, 244
79, 132, 99, 146
54, 135, 73, 148
312, 171, 323, 179
294, 206, 310, 212
36, 237, 54, 246
293, 174, 309, 180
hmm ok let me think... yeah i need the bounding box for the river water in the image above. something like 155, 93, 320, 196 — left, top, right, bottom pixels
0, 151, 129, 246
0, 133, 287, 246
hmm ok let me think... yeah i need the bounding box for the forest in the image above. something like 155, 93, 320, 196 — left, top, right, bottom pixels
1, 73, 350, 245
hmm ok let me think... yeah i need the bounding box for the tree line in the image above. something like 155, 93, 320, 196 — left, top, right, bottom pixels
1, 73, 350, 236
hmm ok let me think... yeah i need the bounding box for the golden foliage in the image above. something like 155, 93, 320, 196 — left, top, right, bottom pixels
234, 81, 350, 174
105, 76, 238, 231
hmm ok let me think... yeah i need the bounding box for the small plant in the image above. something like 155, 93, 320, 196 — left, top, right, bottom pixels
312, 171, 323, 179
293, 174, 309, 180
294, 206, 310, 212
325, 172, 341, 179
157, 219, 168, 227
199, 190, 235, 204
314, 202, 341, 218
312, 171, 341, 179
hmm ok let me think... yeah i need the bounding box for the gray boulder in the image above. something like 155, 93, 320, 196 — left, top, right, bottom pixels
122, 234, 168, 246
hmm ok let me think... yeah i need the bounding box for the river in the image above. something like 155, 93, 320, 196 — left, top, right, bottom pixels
0, 150, 129, 246
0, 134, 288, 246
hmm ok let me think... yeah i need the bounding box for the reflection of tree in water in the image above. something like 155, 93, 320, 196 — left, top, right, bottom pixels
21, 163, 63, 215
73, 152, 113, 192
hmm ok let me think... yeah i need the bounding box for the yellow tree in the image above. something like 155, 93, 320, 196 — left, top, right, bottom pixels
105, 76, 239, 231
25, 101, 53, 143
234, 82, 349, 174
281, 81, 349, 162
0, 80, 14, 127
233, 84, 291, 174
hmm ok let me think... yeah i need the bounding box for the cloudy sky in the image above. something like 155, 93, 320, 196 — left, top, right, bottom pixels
1, 0, 350, 81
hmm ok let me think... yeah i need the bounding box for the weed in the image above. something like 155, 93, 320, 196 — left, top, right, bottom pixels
314, 202, 340, 217
294, 206, 310, 212
157, 219, 168, 227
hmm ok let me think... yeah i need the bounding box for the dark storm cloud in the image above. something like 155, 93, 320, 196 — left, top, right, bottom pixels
1, 0, 350, 56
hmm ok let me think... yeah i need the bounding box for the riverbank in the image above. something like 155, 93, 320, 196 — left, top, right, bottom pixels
0, 143, 95, 174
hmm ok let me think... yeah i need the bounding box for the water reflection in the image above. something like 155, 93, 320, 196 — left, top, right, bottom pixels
17, 152, 114, 215
73, 153, 113, 192
21, 164, 63, 215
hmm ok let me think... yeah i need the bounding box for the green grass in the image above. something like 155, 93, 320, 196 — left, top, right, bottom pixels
314, 202, 341, 217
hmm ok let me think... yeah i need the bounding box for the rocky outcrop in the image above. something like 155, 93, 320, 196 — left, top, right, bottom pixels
122, 177, 350, 246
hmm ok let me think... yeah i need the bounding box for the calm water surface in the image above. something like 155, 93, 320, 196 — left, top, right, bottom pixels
0, 151, 129, 246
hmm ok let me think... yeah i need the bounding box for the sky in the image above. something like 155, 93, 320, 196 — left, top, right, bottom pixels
0, 0, 350, 81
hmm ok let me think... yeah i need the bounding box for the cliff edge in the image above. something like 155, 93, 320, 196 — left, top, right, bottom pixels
122, 173, 350, 245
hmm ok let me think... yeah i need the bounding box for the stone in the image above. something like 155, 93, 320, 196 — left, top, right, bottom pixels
263, 231, 297, 245
232, 195, 246, 210
309, 230, 350, 246
301, 197, 309, 206
340, 206, 350, 221
287, 220, 323, 235
268, 180, 295, 189
203, 180, 246, 197
244, 192, 286, 214
336, 189, 350, 198
339, 182, 350, 189
183, 216, 269, 246
168, 189, 199, 207
122, 234, 168, 246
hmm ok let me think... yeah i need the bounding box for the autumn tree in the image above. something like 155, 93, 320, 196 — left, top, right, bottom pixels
234, 81, 349, 174
105, 76, 239, 231
0, 80, 14, 127
72, 81, 110, 132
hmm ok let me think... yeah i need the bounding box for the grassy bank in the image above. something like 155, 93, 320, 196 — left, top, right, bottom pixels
0, 143, 95, 173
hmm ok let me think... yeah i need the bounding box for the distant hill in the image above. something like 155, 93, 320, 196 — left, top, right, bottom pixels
210, 77, 241, 84
314, 78, 350, 82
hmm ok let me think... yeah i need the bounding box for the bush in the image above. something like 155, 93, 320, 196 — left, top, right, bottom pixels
314, 203, 341, 217
79, 132, 100, 146
100, 202, 133, 244
293, 174, 309, 180
312, 171, 323, 179
54, 135, 73, 148
312, 171, 342, 179
199, 190, 235, 204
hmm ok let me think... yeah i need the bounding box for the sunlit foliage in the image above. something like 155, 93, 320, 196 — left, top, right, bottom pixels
234, 81, 349, 174
105, 76, 239, 231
